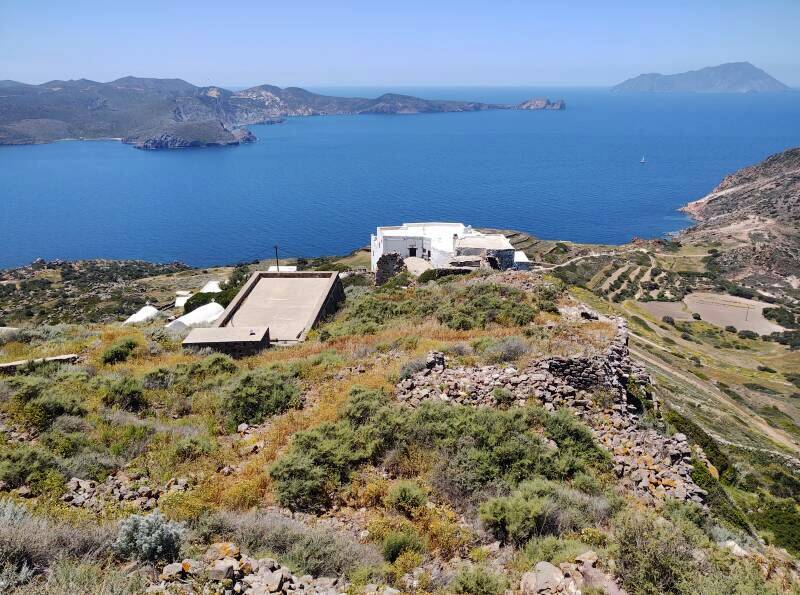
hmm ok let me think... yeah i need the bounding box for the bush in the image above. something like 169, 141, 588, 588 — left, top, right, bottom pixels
0, 499, 114, 571
113, 512, 183, 562
198, 510, 381, 576
385, 481, 427, 515
451, 566, 508, 595
399, 358, 426, 380
479, 479, 611, 546
662, 316, 675, 325
0, 445, 59, 489
524, 536, 591, 565
272, 390, 607, 513
611, 509, 697, 594
101, 377, 147, 412
737, 330, 759, 340
692, 313, 701, 320
382, 531, 424, 563
725, 325, 737, 333
482, 336, 529, 363
101, 338, 138, 364
491, 387, 515, 407
224, 369, 300, 428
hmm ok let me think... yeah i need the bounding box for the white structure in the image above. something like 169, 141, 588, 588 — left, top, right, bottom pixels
123, 305, 159, 326
175, 290, 192, 309
514, 250, 531, 271
199, 280, 222, 293
371, 222, 516, 271
165, 302, 225, 333
267, 265, 297, 272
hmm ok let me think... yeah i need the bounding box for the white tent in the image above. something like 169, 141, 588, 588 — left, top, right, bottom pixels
199, 280, 223, 293
165, 302, 225, 332
123, 305, 159, 326
175, 290, 192, 309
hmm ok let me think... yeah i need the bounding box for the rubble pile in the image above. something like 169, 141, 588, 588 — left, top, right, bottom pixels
60, 473, 191, 511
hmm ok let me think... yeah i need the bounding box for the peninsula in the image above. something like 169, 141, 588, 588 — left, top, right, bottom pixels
0, 77, 565, 149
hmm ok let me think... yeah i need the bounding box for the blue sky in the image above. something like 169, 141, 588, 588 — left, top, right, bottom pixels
2, 0, 798, 87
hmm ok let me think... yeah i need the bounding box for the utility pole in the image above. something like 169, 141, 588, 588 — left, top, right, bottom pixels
274, 245, 280, 272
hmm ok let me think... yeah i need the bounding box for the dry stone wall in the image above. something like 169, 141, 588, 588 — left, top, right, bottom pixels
396, 317, 708, 507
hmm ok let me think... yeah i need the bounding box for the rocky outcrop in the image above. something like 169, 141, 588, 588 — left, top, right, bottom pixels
396, 317, 708, 507
153, 542, 349, 594
520, 552, 626, 595
517, 98, 566, 110
59, 473, 191, 511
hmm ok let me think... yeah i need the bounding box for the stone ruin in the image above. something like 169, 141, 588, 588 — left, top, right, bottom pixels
396, 317, 709, 507
374, 252, 407, 286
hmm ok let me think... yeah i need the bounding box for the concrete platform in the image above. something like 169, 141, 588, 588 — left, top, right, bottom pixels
215, 271, 345, 344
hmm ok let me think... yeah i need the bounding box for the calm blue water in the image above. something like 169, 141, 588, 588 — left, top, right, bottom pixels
1, 87, 799, 269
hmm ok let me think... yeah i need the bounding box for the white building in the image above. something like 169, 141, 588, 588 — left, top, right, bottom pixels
370, 222, 519, 271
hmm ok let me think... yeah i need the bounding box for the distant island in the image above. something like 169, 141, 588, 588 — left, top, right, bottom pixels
0, 77, 565, 150
612, 61, 791, 93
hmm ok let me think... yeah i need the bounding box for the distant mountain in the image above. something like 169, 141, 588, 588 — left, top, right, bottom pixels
0, 77, 564, 149
612, 62, 791, 93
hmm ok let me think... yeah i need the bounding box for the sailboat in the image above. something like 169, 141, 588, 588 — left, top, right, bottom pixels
640, 154, 646, 164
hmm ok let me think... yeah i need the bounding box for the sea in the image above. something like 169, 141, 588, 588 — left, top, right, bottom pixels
1, 87, 799, 269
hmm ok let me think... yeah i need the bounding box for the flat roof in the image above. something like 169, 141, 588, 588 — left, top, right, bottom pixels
216, 271, 340, 343
456, 235, 514, 250
183, 327, 268, 345
514, 250, 530, 262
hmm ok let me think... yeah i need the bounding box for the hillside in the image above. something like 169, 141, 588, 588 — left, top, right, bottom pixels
680, 147, 800, 296
0, 77, 564, 149
2, 247, 800, 593
612, 62, 791, 93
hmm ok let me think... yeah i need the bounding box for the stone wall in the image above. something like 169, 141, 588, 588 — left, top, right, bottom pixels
395, 317, 708, 507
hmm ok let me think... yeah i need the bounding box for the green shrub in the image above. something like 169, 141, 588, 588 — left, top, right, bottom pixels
479, 479, 611, 545
491, 387, 515, 407
171, 435, 215, 463
738, 330, 759, 340
751, 495, 800, 555
763, 307, 798, 329
101, 377, 147, 411
385, 481, 427, 515
382, 530, 424, 562
451, 566, 508, 595
271, 390, 606, 513
224, 368, 300, 428
523, 536, 591, 565
113, 512, 184, 562
611, 509, 697, 594
101, 338, 138, 364
0, 444, 59, 488
725, 325, 737, 333
482, 336, 529, 363
399, 358, 426, 380
690, 461, 750, 533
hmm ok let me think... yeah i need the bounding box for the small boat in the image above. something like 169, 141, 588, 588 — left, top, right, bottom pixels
640, 155, 646, 164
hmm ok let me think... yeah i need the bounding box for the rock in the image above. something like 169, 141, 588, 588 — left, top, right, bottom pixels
575, 550, 598, 567
205, 542, 240, 561
160, 562, 183, 581
237, 423, 249, 433
181, 558, 205, 575
209, 558, 238, 581
723, 540, 748, 558
520, 571, 538, 594
534, 561, 564, 592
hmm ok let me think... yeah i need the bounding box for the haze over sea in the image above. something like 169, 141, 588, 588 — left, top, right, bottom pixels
1, 87, 799, 269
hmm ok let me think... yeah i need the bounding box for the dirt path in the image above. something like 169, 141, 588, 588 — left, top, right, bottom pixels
530, 247, 647, 272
